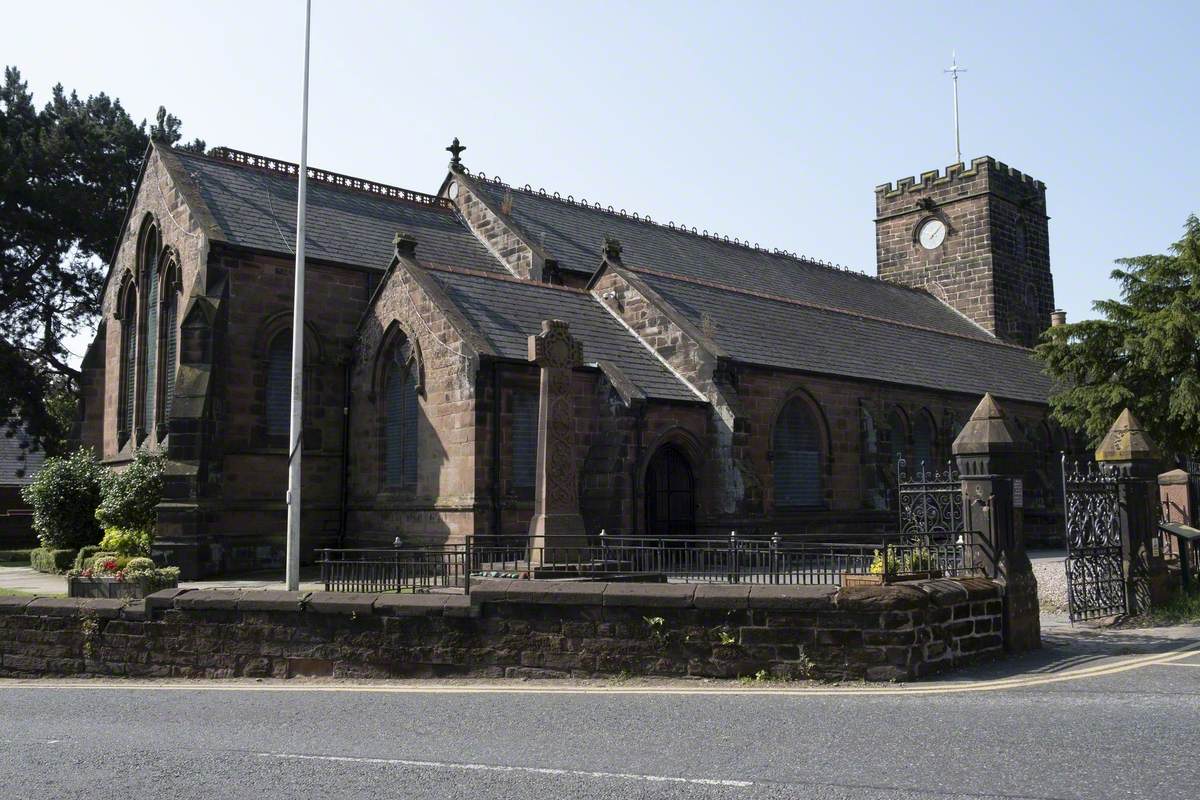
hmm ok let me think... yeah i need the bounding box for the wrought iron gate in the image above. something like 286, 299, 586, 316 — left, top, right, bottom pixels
897, 459, 965, 535
1062, 456, 1126, 622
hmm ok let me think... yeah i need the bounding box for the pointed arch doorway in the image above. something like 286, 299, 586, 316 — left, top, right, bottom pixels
644, 445, 696, 537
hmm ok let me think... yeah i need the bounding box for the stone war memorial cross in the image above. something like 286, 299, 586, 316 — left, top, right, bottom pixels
527, 319, 587, 564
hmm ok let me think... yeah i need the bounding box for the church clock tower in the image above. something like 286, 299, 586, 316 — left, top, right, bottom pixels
874, 157, 1055, 348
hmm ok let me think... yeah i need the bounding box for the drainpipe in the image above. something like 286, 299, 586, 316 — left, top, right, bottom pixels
337, 360, 352, 548
491, 360, 503, 539
630, 402, 646, 535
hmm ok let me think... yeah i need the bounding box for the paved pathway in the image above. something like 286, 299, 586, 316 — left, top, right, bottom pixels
0, 565, 324, 595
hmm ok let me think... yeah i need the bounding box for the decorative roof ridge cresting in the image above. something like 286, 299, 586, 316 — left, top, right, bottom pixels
207, 147, 456, 211
454, 167, 886, 284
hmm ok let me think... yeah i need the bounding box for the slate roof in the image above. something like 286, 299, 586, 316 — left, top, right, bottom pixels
172, 150, 502, 273
637, 271, 1053, 403
469, 178, 993, 341
0, 423, 44, 486
157, 147, 1051, 405
425, 269, 700, 403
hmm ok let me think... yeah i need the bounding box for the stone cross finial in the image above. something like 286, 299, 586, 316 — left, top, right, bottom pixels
393, 232, 418, 258
603, 235, 623, 262
528, 319, 583, 369
446, 137, 466, 169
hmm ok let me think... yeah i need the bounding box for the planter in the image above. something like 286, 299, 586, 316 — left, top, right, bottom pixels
841, 573, 884, 587
68, 575, 177, 599
890, 569, 943, 583
841, 570, 944, 588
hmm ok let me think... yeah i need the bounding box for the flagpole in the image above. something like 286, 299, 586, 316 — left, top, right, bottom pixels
285, 0, 312, 591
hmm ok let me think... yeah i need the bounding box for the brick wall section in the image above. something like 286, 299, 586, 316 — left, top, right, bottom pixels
875, 157, 1055, 348
91, 149, 210, 463
0, 577, 1003, 682
450, 177, 540, 281
349, 261, 482, 546
473, 360, 714, 540
202, 249, 372, 565
590, 268, 753, 516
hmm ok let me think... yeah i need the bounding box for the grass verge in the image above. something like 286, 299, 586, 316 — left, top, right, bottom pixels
1123, 588, 1200, 627
0, 588, 66, 598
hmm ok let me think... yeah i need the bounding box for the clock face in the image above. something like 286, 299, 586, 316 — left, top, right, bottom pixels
918, 218, 947, 250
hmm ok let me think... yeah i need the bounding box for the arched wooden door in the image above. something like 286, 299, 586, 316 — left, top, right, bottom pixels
644, 445, 695, 537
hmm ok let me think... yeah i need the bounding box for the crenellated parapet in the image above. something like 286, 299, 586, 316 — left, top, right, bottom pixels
876, 156, 1046, 216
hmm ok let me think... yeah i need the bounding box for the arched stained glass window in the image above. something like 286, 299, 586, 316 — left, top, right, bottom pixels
384, 340, 419, 488
773, 397, 823, 508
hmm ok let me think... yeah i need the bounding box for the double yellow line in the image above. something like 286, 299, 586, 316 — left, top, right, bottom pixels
2, 642, 1197, 697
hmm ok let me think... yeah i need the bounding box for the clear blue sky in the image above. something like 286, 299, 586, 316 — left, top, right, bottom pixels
6, 1, 1198, 335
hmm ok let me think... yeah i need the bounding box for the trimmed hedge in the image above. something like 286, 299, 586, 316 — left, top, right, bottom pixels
30, 547, 76, 574
0, 549, 35, 564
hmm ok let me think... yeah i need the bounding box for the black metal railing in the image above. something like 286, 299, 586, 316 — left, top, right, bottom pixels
317, 546, 469, 593
318, 532, 976, 593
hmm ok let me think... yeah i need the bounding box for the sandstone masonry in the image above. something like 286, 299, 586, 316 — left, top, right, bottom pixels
0, 578, 1003, 682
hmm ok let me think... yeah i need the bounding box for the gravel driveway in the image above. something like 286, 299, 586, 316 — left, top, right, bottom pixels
1030, 549, 1068, 614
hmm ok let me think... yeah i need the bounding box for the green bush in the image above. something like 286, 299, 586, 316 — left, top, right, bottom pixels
0, 549, 34, 564
30, 547, 76, 574
124, 556, 156, 573
868, 545, 937, 576
95, 450, 164, 533
20, 448, 105, 550
73, 545, 105, 572
99, 526, 152, 557
136, 566, 180, 593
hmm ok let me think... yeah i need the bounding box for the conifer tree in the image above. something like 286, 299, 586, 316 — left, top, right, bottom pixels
0, 66, 202, 452
1036, 215, 1200, 460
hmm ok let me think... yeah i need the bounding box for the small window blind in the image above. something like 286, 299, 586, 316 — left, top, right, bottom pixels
912, 414, 934, 468
773, 400, 822, 507
385, 366, 419, 487
161, 294, 178, 423
266, 334, 292, 437
141, 268, 159, 431
511, 391, 538, 489
121, 318, 136, 433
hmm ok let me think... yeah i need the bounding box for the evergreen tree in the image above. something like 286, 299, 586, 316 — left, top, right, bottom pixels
1036, 215, 1200, 460
0, 66, 203, 452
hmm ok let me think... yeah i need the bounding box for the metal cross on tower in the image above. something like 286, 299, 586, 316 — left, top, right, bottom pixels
944, 52, 967, 164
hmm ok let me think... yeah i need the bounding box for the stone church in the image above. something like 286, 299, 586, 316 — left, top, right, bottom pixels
78, 140, 1068, 576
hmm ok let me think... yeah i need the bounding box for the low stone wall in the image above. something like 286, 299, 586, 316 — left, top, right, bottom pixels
0, 577, 1004, 682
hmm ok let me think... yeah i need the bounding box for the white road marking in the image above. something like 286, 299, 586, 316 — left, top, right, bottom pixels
255, 751, 754, 788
